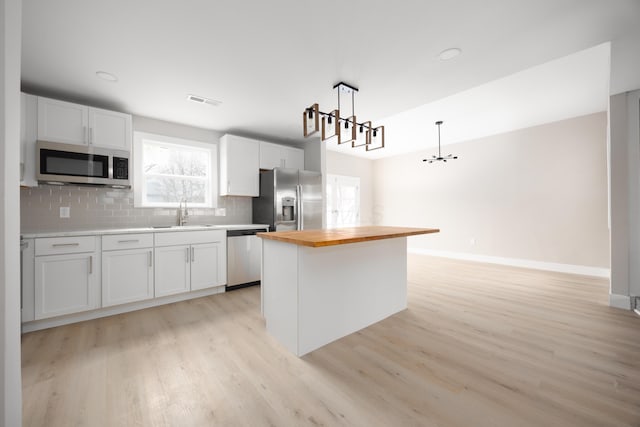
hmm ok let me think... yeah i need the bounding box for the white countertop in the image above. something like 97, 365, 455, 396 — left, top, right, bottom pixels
21, 224, 270, 239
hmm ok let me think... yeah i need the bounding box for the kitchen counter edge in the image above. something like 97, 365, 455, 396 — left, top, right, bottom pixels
256, 226, 440, 248
21, 224, 270, 239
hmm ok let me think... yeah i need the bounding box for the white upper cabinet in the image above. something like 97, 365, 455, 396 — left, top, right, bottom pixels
259, 141, 282, 170
37, 96, 132, 151
88, 107, 132, 150
219, 134, 260, 196
282, 145, 305, 170
20, 93, 38, 187
259, 141, 304, 170
37, 97, 87, 145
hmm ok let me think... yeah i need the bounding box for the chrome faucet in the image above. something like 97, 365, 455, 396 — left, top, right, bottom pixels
178, 198, 189, 226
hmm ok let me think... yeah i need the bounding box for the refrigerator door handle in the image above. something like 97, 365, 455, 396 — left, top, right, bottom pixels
296, 184, 302, 230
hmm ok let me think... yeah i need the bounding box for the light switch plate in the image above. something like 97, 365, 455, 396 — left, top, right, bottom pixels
60, 207, 70, 218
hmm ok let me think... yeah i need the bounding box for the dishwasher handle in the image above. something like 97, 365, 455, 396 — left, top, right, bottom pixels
226, 228, 268, 237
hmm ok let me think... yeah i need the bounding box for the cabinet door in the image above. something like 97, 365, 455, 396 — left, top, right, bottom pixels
190, 242, 225, 290
219, 135, 259, 196
102, 248, 154, 307
37, 97, 88, 145
259, 141, 282, 169
20, 93, 38, 187
154, 245, 190, 297
34, 252, 99, 319
88, 107, 132, 150
283, 146, 304, 170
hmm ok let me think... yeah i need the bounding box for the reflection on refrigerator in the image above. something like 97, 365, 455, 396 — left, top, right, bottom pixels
252, 168, 323, 231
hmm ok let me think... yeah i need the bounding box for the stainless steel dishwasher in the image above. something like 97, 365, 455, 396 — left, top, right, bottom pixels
226, 227, 268, 290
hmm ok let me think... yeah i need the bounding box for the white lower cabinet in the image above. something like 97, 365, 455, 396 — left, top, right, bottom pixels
25, 230, 226, 325
155, 245, 191, 297
154, 230, 226, 296
191, 242, 225, 291
102, 234, 154, 306
35, 251, 99, 320
102, 248, 154, 306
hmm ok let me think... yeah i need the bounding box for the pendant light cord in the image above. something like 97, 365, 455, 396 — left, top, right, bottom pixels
437, 122, 442, 157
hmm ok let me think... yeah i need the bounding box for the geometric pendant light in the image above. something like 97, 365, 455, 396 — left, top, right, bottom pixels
303, 82, 384, 151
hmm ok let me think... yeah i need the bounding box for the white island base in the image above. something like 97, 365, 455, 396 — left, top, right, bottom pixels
262, 237, 407, 356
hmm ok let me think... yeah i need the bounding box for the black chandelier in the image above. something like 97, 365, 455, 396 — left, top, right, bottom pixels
423, 120, 458, 163
303, 82, 384, 151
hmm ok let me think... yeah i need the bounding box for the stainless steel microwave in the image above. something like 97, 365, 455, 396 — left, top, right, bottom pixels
36, 140, 131, 188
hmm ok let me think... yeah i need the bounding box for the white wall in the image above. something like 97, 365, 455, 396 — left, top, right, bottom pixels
303, 136, 324, 173
607, 24, 640, 309
1, 0, 23, 424
608, 91, 640, 308
326, 150, 375, 226
303, 136, 327, 227
373, 113, 609, 272
133, 115, 223, 143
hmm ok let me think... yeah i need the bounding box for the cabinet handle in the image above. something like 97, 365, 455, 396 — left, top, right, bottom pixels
89, 127, 93, 144
117, 239, 139, 244
89, 255, 93, 274
281, 158, 285, 168
149, 251, 153, 267
186, 247, 190, 263
191, 247, 195, 262
84, 126, 88, 143
227, 181, 231, 193
52, 243, 80, 247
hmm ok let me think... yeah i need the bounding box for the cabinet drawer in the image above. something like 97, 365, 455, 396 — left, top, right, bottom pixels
102, 233, 153, 251
154, 230, 225, 247
35, 236, 96, 256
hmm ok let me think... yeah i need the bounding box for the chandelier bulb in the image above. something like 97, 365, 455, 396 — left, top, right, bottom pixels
373, 130, 377, 137
307, 109, 313, 119
359, 125, 364, 133
344, 120, 349, 129
328, 115, 332, 124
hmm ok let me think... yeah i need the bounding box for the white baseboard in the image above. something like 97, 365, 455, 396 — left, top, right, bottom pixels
408, 248, 611, 278
609, 293, 632, 310
21, 286, 225, 333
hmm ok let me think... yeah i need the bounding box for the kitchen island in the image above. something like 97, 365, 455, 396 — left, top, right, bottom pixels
257, 226, 439, 356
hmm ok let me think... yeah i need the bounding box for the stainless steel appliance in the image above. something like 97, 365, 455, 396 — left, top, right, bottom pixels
226, 227, 268, 290
36, 140, 130, 187
252, 168, 322, 231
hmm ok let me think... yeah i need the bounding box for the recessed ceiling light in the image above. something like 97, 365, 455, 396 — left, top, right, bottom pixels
438, 48, 462, 61
187, 94, 222, 107
95, 71, 118, 82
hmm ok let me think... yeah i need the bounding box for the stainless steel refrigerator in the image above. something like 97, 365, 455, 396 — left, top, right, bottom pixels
252, 168, 323, 231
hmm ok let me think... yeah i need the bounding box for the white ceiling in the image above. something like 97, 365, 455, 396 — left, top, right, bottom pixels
21, 1, 640, 159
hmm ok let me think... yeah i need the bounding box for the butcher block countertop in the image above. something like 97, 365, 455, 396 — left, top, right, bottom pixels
256, 226, 440, 248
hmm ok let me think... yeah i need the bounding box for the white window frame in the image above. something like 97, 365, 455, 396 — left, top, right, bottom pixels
133, 131, 218, 208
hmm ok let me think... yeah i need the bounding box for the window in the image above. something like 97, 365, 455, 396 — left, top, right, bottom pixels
133, 132, 217, 208
326, 174, 360, 228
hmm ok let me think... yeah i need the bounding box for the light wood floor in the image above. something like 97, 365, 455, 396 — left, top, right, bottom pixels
22, 255, 640, 427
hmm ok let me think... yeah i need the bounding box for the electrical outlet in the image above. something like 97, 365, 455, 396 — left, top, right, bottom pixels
60, 207, 70, 218
215, 208, 226, 217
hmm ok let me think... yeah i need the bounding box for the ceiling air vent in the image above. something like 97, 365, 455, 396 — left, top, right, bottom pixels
187, 94, 221, 107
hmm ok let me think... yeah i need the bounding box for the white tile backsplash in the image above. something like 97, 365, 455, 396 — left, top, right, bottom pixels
21, 185, 253, 233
